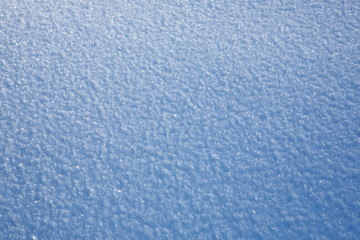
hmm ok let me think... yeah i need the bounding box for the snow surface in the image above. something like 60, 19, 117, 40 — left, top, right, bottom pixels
1, 0, 359, 239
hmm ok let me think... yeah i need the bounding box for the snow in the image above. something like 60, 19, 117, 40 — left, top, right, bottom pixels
1, 0, 359, 239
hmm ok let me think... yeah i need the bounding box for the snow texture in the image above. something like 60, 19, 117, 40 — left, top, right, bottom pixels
1, 0, 359, 239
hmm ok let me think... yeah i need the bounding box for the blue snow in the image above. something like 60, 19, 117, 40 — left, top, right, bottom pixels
1, 0, 359, 239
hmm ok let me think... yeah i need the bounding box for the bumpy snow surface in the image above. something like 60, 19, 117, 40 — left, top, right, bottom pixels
1, 1, 359, 239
